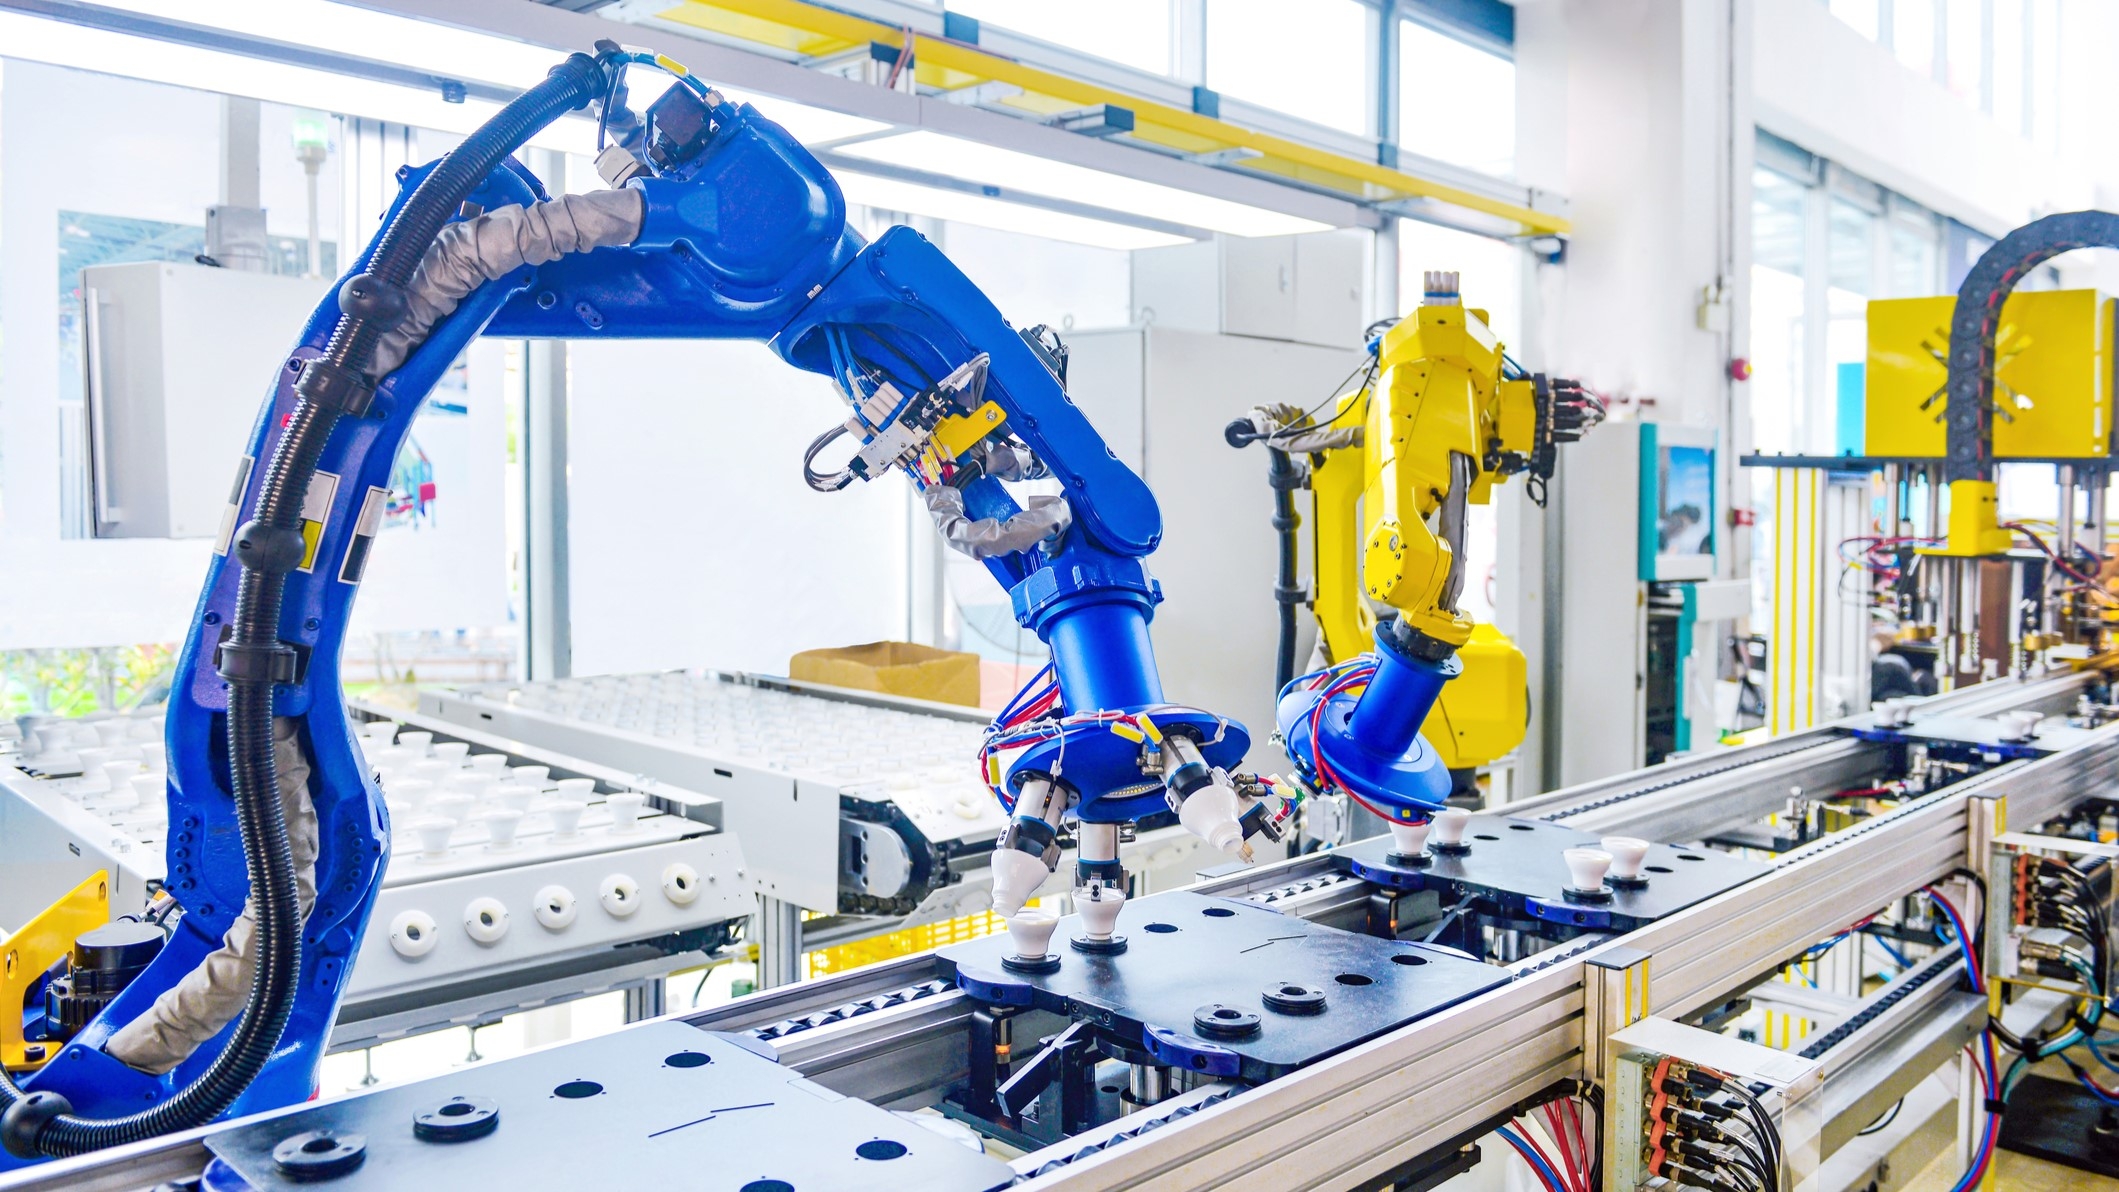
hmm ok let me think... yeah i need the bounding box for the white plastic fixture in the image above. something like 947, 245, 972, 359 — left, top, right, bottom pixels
395, 731, 434, 756
599, 873, 642, 917
510, 765, 552, 789
388, 908, 439, 958
1563, 847, 1613, 894
1432, 807, 1472, 848
358, 721, 397, 746
533, 885, 578, 931
1388, 818, 1432, 857
1005, 908, 1060, 960
662, 862, 702, 905
412, 817, 456, 860
463, 896, 509, 944
482, 809, 523, 851
542, 800, 585, 840
431, 741, 472, 765
1602, 837, 1651, 881
606, 792, 646, 833
554, 778, 597, 803
1077, 884, 1127, 941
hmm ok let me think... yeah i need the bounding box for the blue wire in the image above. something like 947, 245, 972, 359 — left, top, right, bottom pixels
1494, 1126, 1566, 1192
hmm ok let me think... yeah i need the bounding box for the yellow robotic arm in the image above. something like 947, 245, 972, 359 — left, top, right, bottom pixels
1234, 271, 1600, 793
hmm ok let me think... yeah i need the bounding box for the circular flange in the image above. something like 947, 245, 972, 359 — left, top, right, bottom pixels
1431, 841, 1472, 856
1563, 886, 1614, 905
1193, 1003, 1262, 1039
272, 1130, 367, 1181
1261, 982, 1328, 1015
1070, 934, 1128, 955
1002, 953, 1062, 974
413, 1096, 499, 1143
1383, 851, 1432, 869
1609, 874, 1650, 890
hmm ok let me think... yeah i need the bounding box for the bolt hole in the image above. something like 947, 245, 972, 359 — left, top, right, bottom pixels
1508, 824, 1535, 831
479, 912, 494, 926
740, 1182, 795, 1192
1144, 922, 1178, 933
553, 1080, 602, 1099
856, 1140, 908, 1161
1280, 983, 1307, 994
301, 1138, 340, 1154
1214, 1008, 1242, 1019
1334, 973, 1374, 986
405, 926, 422, 940
438, 1102, 474, 1117
1676, 854, 1705, 862
1391, 954, 1427, 966
1645, 865, 1673, 874
665, 1051, 710, 1069
1473, 833, 1501, 841
1201, 907, 1236, 918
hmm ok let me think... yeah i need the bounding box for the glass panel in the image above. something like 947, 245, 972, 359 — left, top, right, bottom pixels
1826, 198, 1873, 455
1943, 0, 1983, 105
1889, 218, 1941, 297
947, 0, 1175, 76
1992, 0, 2025, 135
1830, 0, 1882, 40
1750, 167, 1808, 456
1827, 198, 1875, 297
1894, 0, 1938, 77
1204, 0, 1370, 134
1398, 20, 1515, 177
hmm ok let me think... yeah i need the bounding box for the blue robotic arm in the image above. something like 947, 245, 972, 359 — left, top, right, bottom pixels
0, 45, 1259, 1163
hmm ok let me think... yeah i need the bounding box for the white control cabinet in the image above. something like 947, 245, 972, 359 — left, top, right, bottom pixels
80, 261, 329, 538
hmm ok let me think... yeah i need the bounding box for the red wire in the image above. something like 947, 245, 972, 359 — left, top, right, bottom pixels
1560, 1098, 1590, 1192
1542, 1105, 1583, 1192
1510, 1119, 1566, 1192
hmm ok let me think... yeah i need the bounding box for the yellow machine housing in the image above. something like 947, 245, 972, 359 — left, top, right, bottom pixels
1, 871, 110, 1072
1310, 293, 1543, 773
1866, 289, 2113, 460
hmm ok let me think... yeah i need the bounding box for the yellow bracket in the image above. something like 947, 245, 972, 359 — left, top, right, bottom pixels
931, 400, 1006, 460
654, 0, 1572, 237
1915, 479, 2015, 558
2, 870, 110, 1072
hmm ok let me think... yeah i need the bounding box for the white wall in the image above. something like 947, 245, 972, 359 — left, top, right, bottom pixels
1752, 0, 2095, 235
563, 338, 908, 677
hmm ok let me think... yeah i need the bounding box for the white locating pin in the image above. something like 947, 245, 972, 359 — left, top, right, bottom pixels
1432, 807, 1472, 847
1602, 837, 1651, 881
1388, 819, 1432, 857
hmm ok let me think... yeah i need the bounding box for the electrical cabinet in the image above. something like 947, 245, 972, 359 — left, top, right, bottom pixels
80, 261, 329, 538
1130, 231, 1369, 350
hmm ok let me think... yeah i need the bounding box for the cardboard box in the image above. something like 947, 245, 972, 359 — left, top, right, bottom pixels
788, 641, 982, 708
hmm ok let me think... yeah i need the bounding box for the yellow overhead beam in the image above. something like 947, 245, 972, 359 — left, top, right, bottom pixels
653, 0, 1571, 237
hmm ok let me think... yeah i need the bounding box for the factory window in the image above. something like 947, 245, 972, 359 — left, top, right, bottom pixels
944, 0, 1177, 77
1823, 0, 2065, 135
1204, 0, 1374, 134
1397, 17, 1516, 177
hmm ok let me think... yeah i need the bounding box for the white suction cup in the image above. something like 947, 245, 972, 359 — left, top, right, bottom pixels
1005, 909, 1059, 960
1388, 818, 1432, 859
1562, 847, 1613, 894
1432, 807, 1473, 850
990, 848, 1049, 917
1076, 883, 1127, 941
1602, 836, 1651, 881
1178, 783, 1248, 857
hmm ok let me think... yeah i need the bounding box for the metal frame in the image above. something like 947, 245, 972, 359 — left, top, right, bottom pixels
25, 670, 2105, 1192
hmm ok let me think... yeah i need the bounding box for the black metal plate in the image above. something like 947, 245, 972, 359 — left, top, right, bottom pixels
1332, 815, 1771, 933
205, 1021, 1013, 1192
1998, 1073, 2119, 1179
937, 890, 1509, 1082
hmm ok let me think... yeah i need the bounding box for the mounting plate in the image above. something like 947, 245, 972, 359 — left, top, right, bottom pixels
1333, 815, 1770, 932
204, 1021, 1013, 1191
938, 890, 1509, 1082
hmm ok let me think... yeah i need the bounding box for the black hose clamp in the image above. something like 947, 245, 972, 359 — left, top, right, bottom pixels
0, 1091, 72, 1160
337, 273, 409, 330
1274, 582, 1310, 605
215, 641, 298, 685
294, 358, 378, 417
